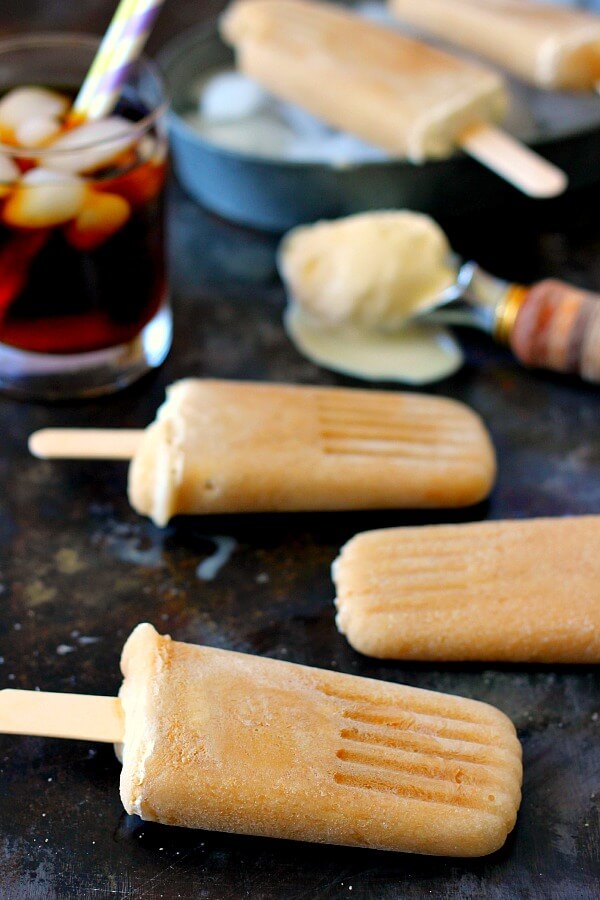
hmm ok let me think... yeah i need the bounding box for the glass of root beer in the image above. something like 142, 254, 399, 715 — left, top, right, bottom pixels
0, 34, 171, 399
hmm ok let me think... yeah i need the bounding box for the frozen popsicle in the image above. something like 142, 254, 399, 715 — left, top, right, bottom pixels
334, 516, 600, 663
389, 0, 600, 91
0, 623, 523, 856
29, 379, 497, 525
220, 0, 567, 196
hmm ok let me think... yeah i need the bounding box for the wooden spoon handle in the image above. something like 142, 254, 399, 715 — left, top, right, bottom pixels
503, 279, 600, 383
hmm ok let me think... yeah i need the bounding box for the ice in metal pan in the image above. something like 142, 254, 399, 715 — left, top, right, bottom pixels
190, 69, 389, 164
186, 109, 297, 158
285, 133, 389, 164
278, 101, 334, 139
200, 71, 269, 121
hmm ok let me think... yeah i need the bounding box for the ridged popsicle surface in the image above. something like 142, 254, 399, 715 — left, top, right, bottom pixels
334, 517, 600, 662
128, 379, 496, 525
118, 625, 522, 856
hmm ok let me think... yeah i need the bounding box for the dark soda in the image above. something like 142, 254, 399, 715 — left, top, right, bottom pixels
0, 90, 167, 354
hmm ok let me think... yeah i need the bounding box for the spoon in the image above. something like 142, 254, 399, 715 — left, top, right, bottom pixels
415, 260, 600, 383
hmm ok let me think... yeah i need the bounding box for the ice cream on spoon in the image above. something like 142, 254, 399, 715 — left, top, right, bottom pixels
280, 210, 463, 384
279, 210, 600, 384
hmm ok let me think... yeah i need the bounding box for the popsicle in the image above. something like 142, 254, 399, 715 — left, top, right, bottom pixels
220, 0, 567, 196
1, 623, 523, 856
389, 0, 600, 91
29, 379, 497, 525
279, 211, 457, 331
333, 516, 600, 663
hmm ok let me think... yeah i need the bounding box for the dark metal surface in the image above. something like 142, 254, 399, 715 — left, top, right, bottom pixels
0, 2, 599, 899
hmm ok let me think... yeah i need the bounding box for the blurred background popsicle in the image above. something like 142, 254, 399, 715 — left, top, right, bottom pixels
220, 0, 567, 196
389, 0, 600, 91
0, 623, 523, 857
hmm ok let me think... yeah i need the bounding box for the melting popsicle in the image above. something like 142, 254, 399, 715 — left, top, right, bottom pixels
29, 379, 497, 525
0, 623, 523, 856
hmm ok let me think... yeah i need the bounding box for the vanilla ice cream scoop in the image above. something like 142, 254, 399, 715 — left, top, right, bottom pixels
278, 210, 463, 384
279, 209, 600, 385
29, 379, 497, 524
278, 211, 457, 331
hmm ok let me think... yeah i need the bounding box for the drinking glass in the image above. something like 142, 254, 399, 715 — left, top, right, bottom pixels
0, 34, 172, 399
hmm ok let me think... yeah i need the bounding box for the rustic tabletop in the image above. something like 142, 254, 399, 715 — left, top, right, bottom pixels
0, 2, 599, 898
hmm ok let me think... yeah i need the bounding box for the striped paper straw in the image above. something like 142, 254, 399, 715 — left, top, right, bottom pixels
72, 0, 165, 121
71, 0, 139, 119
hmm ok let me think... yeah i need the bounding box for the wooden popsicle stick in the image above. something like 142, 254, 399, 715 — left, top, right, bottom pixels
458, 123, 568, 198
29, 428, 143, 461
0, 690, 124, 743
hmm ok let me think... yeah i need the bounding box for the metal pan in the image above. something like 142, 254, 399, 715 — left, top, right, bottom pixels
158, 21, 600, 233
